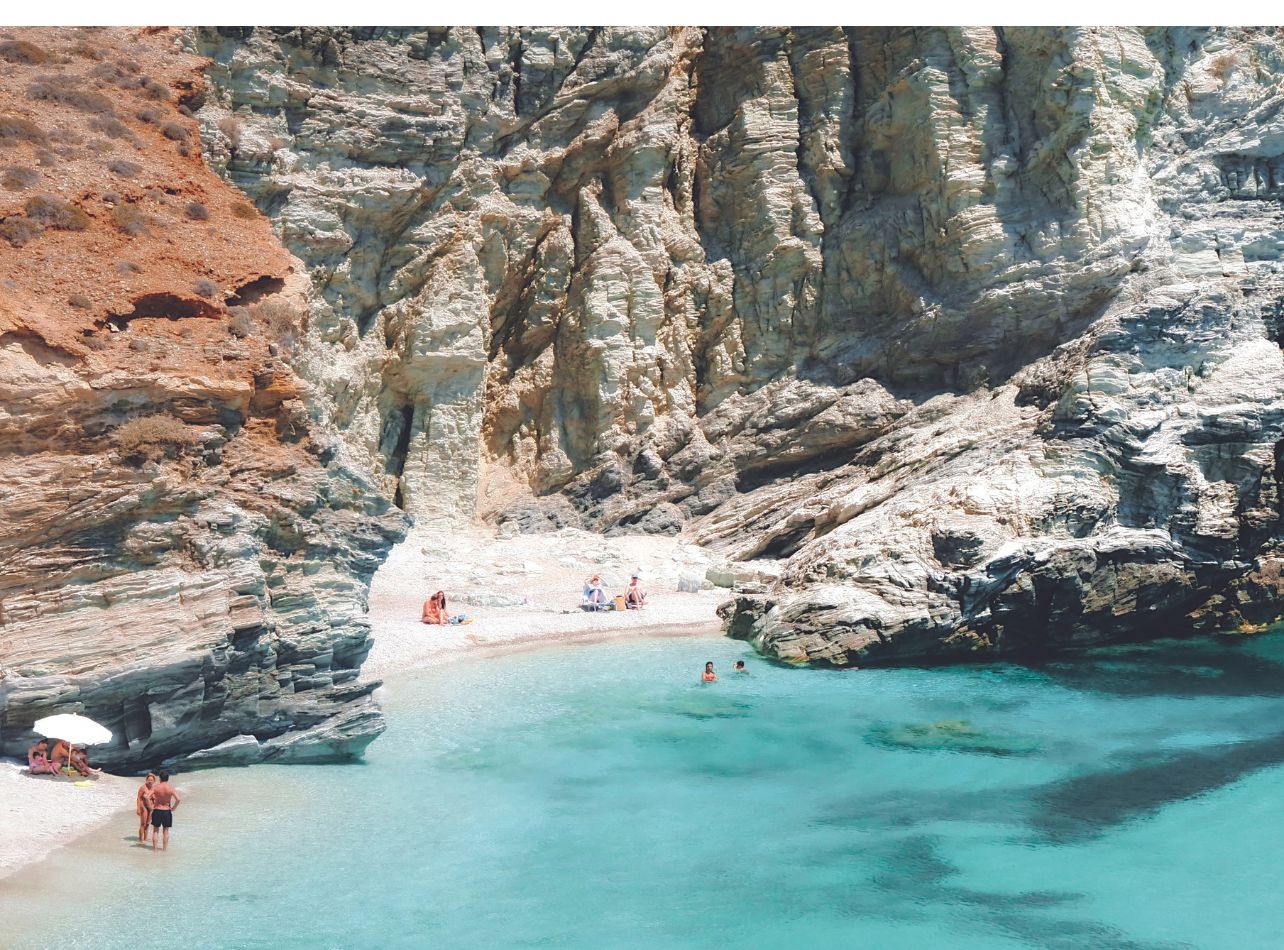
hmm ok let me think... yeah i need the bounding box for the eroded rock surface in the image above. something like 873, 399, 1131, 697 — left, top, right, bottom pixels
0, 28, 407, 768
189, 27, 1284, 664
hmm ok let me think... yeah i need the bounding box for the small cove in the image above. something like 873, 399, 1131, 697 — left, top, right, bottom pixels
7, 632, 1284, 949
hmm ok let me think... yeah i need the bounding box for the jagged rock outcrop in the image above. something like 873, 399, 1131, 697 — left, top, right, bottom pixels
0, 28, 407, 769
188, 26, 1284, 664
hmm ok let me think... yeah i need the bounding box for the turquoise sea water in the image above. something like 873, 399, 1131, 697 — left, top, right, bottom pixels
8, 633, 1284, 949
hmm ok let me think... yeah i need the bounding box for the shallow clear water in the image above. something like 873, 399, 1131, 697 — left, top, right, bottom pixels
9, 633, 1284, 949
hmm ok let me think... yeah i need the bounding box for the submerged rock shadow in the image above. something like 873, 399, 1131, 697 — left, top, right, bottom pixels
852, 834, 1188, 950
1032, 729, 1284, 842
1030, 638, 1284, 700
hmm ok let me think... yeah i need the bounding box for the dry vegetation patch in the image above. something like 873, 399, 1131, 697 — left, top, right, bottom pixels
112, 413, 202, 459
0, 40, 50, 65
1, 165, 39, 190
24, 193, 90, 230
0, 114, 47, 147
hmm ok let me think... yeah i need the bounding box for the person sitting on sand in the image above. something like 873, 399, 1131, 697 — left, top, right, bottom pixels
702, 661, 717, 682
733, 660, 748, 674
422, 591, 448, 625
49, 739, 72, 773
582, 576, 606, 610
68, 745, 101, 777
26, 739, 58, 775
624, 575, 647, 609
136, 773, 157, 843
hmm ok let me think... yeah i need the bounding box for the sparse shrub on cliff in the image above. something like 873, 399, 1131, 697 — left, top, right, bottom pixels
193, 278, 219, 299
35, 148, 58, 166
81, 330, 110, 350
68, 293, 92, 309
68, 39, 104, 61
160, 121, 189, 143
24, 194, 90, 230
0, 40, 50, 64
89, 59, 143, 89
49, 127, 83, 146
1211, 52, 1238, 81
27, 75, 115, 115
112, 413, 201, 460
135, 107, 163, 126
106, 158, 141, 177
115, 259, 142, 276
1, 165, 39, 190
255, 298, 302, 354
217, 116, 243, 150
184, 201, 209, 221
89, 116, 136, 143
230, 201, 258, 220
0, 114, 48, 148
139, 76, 170, 101
0, 216, 42, 246
110, 203, 154, 236
227, 306, 253, 339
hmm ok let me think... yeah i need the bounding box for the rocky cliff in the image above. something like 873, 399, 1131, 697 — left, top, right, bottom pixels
189, 26, 1284, 665
4, 24, 1284, 772
0, 27, 406, 769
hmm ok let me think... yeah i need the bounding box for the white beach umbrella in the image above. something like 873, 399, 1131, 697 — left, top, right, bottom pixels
33, 714, 112, 771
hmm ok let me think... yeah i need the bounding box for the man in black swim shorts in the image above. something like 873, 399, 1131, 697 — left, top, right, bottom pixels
150, 769, 181, 851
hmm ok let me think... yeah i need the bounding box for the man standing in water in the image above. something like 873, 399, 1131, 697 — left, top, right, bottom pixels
150, 770, 181, 851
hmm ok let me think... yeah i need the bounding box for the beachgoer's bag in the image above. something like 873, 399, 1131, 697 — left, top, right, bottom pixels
614, 595, 627, 611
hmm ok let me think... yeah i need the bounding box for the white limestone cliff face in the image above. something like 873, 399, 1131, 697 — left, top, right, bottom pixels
189, 27, 1284, 663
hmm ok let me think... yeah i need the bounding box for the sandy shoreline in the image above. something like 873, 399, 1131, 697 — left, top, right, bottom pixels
0, 527, 731, 885
362, 525, 727, 680
0, 765, 134, 884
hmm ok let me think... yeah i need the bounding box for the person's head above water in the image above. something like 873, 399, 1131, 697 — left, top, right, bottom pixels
705, 662, 714, 672
734, 660, 746, 670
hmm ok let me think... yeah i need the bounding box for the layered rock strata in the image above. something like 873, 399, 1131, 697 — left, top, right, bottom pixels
0, 27, 406, 769
190, 27, 1284, 664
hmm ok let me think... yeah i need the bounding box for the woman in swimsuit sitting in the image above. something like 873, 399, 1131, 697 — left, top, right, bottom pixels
702, 662, 717, 682
421, 591, 449, 625
26, 739, 58, 775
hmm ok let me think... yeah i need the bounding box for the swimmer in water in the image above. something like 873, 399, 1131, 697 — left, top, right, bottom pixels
702, 661, 717, 682
733, 660, 748, 673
